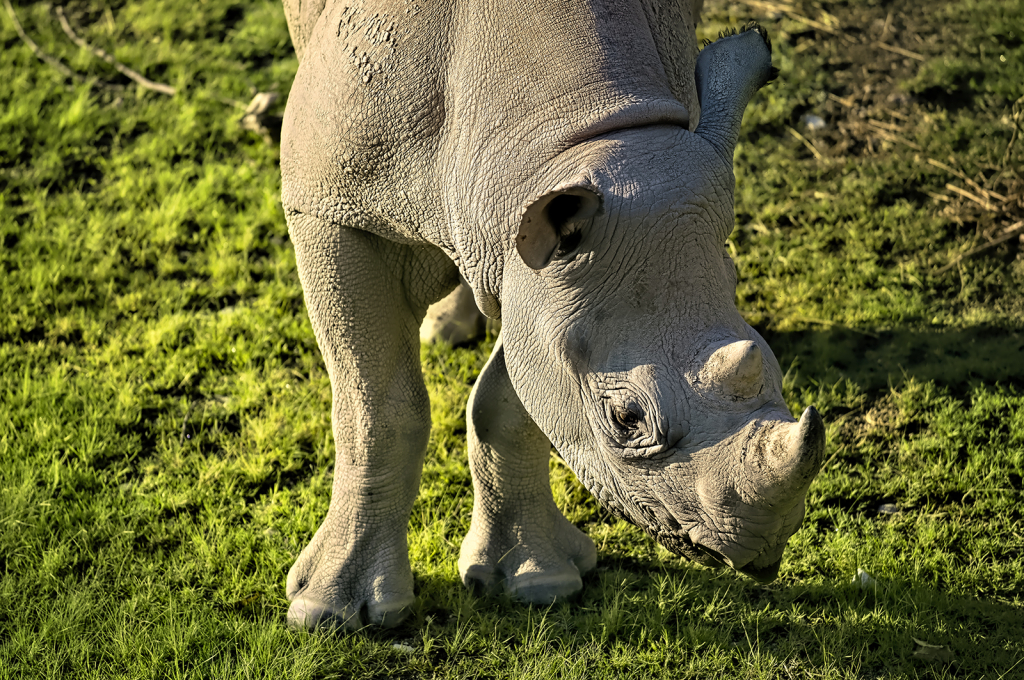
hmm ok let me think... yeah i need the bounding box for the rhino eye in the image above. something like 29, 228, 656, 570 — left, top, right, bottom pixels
611, 404, 642, 431
591, 391, 664, 458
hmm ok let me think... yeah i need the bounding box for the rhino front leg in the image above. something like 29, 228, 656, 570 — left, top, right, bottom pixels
286, 215, 453, 631
459, 337, 597, 603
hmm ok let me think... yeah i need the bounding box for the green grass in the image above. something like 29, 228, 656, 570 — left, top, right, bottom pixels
1, 0, 1023, 677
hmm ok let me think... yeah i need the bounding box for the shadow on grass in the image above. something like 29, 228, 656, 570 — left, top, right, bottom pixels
762, 325, 1024, 393
390, 564, 1024, 678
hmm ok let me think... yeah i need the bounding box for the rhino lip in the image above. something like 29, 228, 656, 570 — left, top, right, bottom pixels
738, 558, 782, 584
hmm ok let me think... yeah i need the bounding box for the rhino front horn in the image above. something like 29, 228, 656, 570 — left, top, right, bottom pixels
767, 406, 826, 499
693, 23, 776, 160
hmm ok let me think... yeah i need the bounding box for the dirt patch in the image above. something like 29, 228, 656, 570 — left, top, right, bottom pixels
716, 0, 1023, 249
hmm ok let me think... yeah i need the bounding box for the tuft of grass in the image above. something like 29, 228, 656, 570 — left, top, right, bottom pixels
1, 0, 1022, 678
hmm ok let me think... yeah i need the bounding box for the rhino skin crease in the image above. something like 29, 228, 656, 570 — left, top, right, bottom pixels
280, 0, 826, 631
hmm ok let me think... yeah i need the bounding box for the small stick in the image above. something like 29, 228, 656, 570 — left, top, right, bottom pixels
827, 92, 856, 108
866, 118, 902, 132
874, 41, 926, 62
56, 6, 176, 96
788, 12, 840, 36
740, 0, 797, 15
741, 0, 850, 41
944, 183, 1000, 212
935, 220, 1024, 275
927, 158, 1007, 202
786, 126, 823, 160
879, 11, 893, 42
867, 125, 922, 151
2, 0, 81, 81
1002, 95, 1024, 167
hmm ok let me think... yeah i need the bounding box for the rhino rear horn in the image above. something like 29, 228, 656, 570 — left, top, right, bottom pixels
516, 180, 602, 270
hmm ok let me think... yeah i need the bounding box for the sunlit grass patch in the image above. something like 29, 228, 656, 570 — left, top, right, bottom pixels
1, 0, 1023, 677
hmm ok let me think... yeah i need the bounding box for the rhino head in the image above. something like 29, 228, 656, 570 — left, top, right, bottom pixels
500, 25, 824, 582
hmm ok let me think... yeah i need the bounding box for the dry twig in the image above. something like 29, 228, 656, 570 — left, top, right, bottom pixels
2, 0, 81, 82
944, 183, 1000, 212
865, 122, 922, 150
56, 5, 176, 96
787, 126, 823, 160
935, 220, 1024, 274
741, 0, 851, 42
873, 41, 926, 62
927, 158, 1007, 202
827, 92, 856, 108
866, 118, 902, 132
1003, 95, 1024, 167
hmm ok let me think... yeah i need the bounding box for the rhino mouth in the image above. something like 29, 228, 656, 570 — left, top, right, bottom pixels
652, 527, 724, 567
653, 526, 783, 583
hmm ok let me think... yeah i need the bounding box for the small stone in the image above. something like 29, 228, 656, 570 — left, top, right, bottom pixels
799, 113, 826, 132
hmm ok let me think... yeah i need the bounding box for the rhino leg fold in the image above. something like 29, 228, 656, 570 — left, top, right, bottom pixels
285, 217, 445, 631
459, 337, 597, 604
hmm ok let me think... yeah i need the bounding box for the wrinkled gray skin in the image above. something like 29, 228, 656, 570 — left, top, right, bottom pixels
280, 0, 825, 631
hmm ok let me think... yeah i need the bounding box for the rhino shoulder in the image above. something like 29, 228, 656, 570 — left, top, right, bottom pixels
281, 1, 454, 247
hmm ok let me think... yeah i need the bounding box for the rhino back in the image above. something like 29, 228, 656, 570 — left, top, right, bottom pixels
280, 0, 701, 279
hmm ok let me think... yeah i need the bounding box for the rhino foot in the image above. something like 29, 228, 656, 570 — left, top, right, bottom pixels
460, 336, 598, 604
285, 511, 416, 632
459, 498, 597, 604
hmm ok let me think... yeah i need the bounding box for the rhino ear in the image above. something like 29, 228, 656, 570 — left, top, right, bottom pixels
516, 181, 603, 270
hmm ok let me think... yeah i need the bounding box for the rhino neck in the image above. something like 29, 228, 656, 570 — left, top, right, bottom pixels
440, 0, 696, 317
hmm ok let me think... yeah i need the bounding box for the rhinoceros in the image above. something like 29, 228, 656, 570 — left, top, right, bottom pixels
279, 0, 825, 631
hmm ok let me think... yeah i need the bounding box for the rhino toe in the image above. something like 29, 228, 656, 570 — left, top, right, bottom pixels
288, 598, 363, 632
508, 565, 587, 604
287, 595, 412, 632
